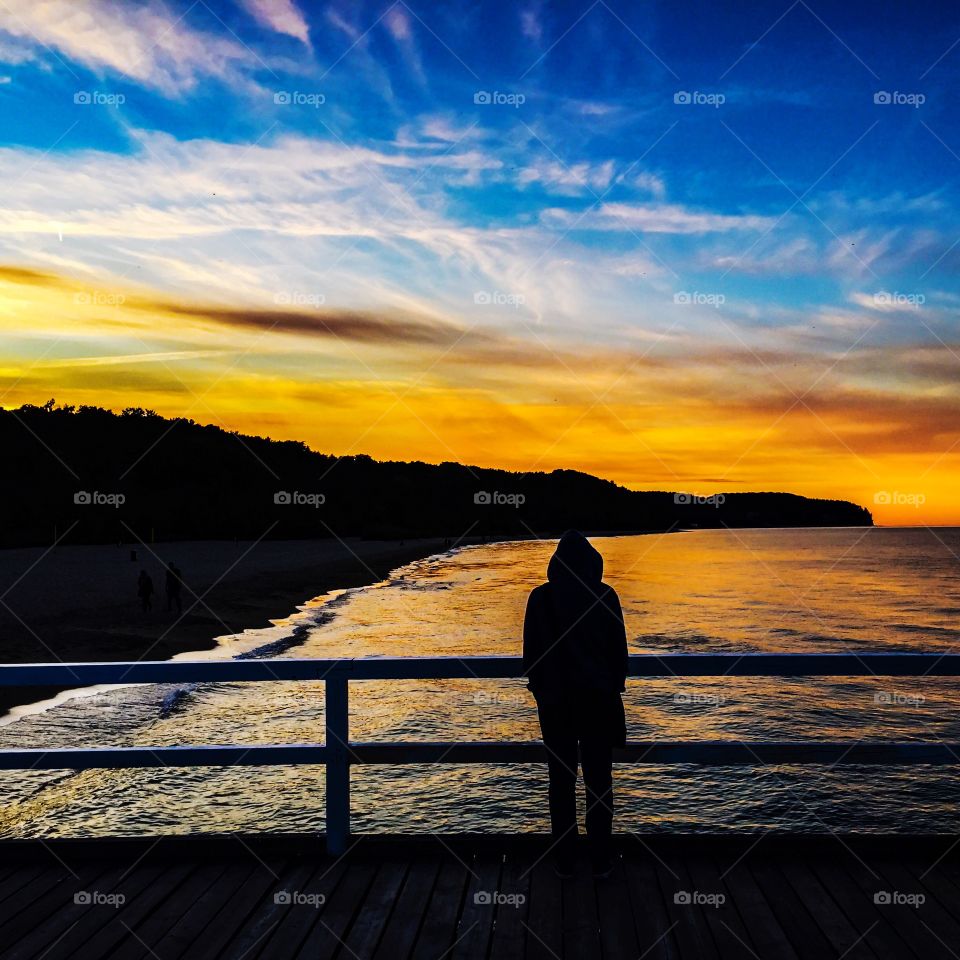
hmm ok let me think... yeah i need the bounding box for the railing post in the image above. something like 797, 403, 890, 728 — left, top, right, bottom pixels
325, 674, 350, 855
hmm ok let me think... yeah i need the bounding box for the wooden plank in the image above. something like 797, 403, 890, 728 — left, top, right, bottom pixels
522, 853, 563, 960
595, 857, 639, 960
685, 855, 757, 960
841, 853, 944, 960
714, 853, 800, 960
181, 859, 291, 960
294, 859, 376, 960
655, 854, 720, 960
214, 858, 318, 960
111, 861, 233, 959
933, 851, 960, 895
371, 857, 440, 959
748, 857, 836, 960
877, 858, 960, 955
562, 853, 601, 960
901, 854, 960, 923
410, 857, 469, 960
6, 840, 960, 960
152, 860, 258, 960
0, 864, 45, 909
451, 850, 502, 960
259, 857, 354, 960
0, 866, 81, 937
811, 856, 920, 960
0, 862, 119, 960
487, 849, 531, 959
622, 850, 678, 960
340, 858, 407, 958
779, 859, 878, 960
52, 863, 196, 960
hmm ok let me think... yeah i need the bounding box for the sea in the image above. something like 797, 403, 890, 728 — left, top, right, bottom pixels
1, 527, 958, 837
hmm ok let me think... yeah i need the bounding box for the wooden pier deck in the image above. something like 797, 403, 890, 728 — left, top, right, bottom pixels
0, 834, 957, 959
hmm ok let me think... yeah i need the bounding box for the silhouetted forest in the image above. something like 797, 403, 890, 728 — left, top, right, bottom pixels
0, 401, 873, 546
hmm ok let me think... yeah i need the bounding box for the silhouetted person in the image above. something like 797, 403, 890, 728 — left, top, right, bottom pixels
136, 570, 153, 612
523, 530, 628, 879
165, 561, 183, 614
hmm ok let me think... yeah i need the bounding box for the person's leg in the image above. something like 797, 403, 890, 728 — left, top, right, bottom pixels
581, 738, 613, 850
536, 699, 579, 862
579, 699, 615, 864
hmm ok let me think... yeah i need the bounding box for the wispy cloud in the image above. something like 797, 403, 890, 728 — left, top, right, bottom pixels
542, 202, 772, 234
237, 0, 311, 46
0, 0, 269, 93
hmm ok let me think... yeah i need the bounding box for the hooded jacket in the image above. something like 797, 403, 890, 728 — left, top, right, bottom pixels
522, 531, 629, 702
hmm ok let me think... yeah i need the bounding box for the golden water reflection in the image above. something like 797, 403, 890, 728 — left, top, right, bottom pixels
1, 528, 959, 836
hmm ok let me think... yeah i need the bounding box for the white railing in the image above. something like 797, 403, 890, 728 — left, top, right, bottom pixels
1, 653, 957, 853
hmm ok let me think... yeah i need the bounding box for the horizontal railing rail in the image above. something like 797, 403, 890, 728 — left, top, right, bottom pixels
0, 653, 956, 853
2, 652, 960, 684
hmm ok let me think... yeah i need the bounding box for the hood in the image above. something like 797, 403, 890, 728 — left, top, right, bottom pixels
547, 529, 603, 586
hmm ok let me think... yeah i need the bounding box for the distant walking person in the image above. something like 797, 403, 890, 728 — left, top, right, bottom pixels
165, 561, 183, 614
523, 531, 628, 879
136, 570, 154, 612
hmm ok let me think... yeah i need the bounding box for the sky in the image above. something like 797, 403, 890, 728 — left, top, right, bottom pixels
0, 0, 958, 525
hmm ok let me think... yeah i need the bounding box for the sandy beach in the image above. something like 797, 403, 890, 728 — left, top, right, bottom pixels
0, 537, 448, 718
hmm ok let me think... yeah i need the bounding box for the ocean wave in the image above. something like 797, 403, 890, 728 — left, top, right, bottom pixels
158, 684, 200, 719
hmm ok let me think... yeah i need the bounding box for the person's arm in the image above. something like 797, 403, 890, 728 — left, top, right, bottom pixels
604, 586, 629, 691
522, 589, 540, 677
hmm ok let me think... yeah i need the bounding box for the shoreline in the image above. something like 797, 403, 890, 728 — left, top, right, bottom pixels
0, 537, 451, 720
0, 528, 663, 722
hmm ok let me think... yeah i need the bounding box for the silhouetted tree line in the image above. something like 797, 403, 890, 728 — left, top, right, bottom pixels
0, 401, 872, 546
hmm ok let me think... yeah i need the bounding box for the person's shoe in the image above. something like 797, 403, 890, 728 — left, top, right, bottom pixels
591, 850, 619, 880
553, 852, 576, 879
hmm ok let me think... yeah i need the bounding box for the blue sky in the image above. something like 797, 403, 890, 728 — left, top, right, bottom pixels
1, 1, 958, 323
0, 0, 959, 521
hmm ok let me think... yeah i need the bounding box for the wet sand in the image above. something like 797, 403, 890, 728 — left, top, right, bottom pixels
0, 537, 448, 718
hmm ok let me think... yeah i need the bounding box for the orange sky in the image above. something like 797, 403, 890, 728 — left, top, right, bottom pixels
1, 265, 956, 526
